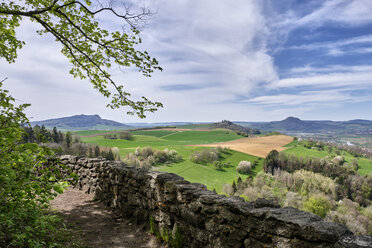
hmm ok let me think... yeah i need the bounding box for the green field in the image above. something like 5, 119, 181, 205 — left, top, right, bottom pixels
80, 129, 372, 191
130, 130, 177, 137
284, 143, 372, 176
74, 130, 114, 136
176, 123, 213, 129
81, 129, 261, 192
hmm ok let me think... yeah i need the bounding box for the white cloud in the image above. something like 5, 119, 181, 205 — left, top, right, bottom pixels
266, 0, 372, 55
270, 65, 372, 89
252, 64, 372, 113
136, 0, 277, 96
0, 0, 279, 122
287, 34, 372, 55
1, 0, 371, 123
246, 89, 370, 106
296, 0, 372, 27
288, 65, 372, 75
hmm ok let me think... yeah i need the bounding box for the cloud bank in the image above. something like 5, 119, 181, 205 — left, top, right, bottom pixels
0, 0, 371, 122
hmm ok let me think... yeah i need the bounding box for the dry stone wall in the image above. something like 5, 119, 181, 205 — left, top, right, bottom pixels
60, 155, 372, 248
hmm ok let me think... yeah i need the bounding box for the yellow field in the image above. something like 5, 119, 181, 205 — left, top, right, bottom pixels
196, 135, 293, 158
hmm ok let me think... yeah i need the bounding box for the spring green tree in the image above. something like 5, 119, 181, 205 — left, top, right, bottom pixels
264, 149, 280, 175
0, 81, 74, 247
303, 194, 332, 218
0, 0, 163, 118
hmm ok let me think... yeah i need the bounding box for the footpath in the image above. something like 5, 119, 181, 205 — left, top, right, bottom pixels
51, 188, 164, 248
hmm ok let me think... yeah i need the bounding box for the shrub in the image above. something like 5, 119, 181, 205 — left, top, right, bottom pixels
147, 155, 156, 166
134, 147, 141, 156
189, 148, 219, 164
213, 161, 224, 170
154, 150, 168, 163
326, 199, 372, 235
236, 161, 252, 174
303, 194, 332, 218
216, 146, 231, 154
118, 131, 132, 140
112, 147, 121, 161
142, 146, 153, 158
124, 153, 140, 167
243, 187, 261, 201
292, 170, 336, 197
222, 184, 234, 196
0, 83, 73, 247
264, 150, 279, 175
332, 156, 345, 165
104, 134, 117, 139
283, 192, 302, 209
125, 147, 182, 169
363, 205, 372, 219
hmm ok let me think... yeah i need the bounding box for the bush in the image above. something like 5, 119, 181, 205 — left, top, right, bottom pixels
0, 83, 73, 247
189, 148, 220, 164
263, 150, 279, 175
154, 150, 168, 163
332, 156, 345, 165
104, 134, 117, 139
303, 194, 332, 218
222, 184, 234, 196
124, 147, 182, 169
213, 161, 223, 170
112, 147, 121, 161
124, 153, 140, 167
236, 161, 252, 174
118, 131, 132, 140
326, 199, 372, 235
216, 146, 231, 154
142, 146, 153, 158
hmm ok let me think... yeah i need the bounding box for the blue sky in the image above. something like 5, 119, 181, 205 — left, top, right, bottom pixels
1, 0, 372, 122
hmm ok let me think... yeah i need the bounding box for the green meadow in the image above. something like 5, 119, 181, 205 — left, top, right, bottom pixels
74, 130, 113, 136
130, 130, 177, 137
80, 129, 372, 191
81, 129, 262, 192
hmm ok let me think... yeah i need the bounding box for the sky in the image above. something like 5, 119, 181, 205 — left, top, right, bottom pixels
1, 0, 372, 123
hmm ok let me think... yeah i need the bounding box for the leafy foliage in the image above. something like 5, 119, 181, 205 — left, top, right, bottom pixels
263, 149, 279, 175
264, 150, 372, 206
229, 169, 372, 235
303, 194, 332, 218
189, 147, 230, 165
0, 82, 73, 247
0, 0, 163, 117
236, 161, 252, 174
124, 146, 182, 169
104, 131, 132, 140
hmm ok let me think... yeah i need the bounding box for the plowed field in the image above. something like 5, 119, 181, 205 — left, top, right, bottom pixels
196, 135, 293, 158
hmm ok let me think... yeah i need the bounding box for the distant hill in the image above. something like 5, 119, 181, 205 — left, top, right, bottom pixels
236, 117, 372, 135
212, 120, 260, 136
31, 114, 130, 131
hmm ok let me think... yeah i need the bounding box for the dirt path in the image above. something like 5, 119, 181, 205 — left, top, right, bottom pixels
51, 188, 164, 248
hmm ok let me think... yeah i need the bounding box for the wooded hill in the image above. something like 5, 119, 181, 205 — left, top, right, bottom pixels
236, 116, 372, 135
31, 114, 130, 131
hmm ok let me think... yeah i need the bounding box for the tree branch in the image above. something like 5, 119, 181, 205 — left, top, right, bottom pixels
0, 0, 59, 17
32, 15, 139, 109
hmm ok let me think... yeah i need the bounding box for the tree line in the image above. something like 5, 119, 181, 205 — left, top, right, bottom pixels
264, 150, 372, 207
22, 125, 119, 161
